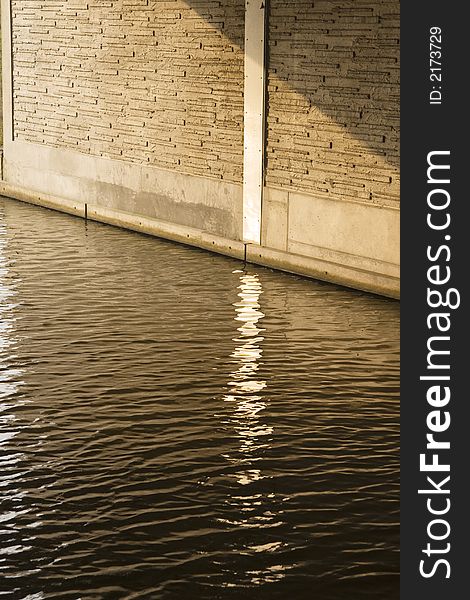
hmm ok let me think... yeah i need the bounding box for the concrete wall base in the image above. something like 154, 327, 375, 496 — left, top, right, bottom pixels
0, 177, 399, 299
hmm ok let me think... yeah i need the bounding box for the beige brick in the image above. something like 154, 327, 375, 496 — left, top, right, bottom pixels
12, 0, 245, 184
266, 0, 400, 208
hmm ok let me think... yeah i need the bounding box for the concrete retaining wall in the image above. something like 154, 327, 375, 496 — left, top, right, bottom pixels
1, 0, 400, 298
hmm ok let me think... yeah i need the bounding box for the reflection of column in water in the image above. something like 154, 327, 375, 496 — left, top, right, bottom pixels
223, 272, 272, 486
219, 273, 289, 584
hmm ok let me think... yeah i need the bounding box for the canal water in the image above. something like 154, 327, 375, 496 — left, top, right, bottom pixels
0, 197, 399, 599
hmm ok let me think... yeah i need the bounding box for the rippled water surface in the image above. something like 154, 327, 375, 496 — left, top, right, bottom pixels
0, 198, 399, 599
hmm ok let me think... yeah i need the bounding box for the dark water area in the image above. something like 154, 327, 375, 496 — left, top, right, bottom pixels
0, 197, 399, 599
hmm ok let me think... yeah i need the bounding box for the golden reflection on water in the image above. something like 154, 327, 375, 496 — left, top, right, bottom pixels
223, 272, 271, 486
220, 271, 288, 583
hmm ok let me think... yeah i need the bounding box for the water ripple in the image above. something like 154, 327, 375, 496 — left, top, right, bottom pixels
0, 198, 399, 599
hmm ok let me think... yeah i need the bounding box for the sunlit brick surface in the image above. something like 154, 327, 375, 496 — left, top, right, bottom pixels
11, 0, 245, 182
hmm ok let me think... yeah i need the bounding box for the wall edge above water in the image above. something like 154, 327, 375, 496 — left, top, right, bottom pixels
0, 173, 399, 300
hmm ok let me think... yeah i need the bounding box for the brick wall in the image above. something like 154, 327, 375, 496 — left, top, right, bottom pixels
267, 0, 400, 207
11, 0, 400, 207
11, 0, 245, 182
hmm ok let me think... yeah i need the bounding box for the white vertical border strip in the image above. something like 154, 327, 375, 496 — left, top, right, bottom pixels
1, 0, 14, 147
243, 0, 266, 244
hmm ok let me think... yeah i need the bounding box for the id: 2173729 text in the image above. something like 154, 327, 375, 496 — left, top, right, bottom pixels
429, 26, 442, 105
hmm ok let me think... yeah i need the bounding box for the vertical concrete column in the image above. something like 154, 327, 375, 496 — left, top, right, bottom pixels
242, 0, 266, 244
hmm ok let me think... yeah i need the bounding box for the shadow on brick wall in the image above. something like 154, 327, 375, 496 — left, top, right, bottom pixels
187, 0, 399, 203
